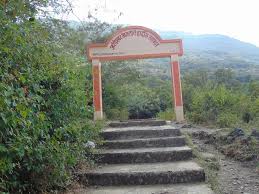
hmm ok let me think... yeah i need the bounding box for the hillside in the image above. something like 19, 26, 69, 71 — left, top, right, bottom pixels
69, 20, 259, 79
68, 20, 259, 79
159, 31, 259, 56
137, 31, 259, 80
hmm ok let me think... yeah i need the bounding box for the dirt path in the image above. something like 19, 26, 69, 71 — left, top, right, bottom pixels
181, 125, 259, 194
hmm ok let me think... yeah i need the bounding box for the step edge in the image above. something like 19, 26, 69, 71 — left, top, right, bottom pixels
77, 161, 203, 174
85, 183, 214, 194
102, 128, 180, 133
78, 168, 205, 176
104, 136, 185, 143
97, 146, 192, 154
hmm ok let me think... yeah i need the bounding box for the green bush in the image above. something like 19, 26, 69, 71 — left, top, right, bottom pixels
106, 108, 129, 121
0, 2, 101, 192
156, 109, 175, 121
189, 85, 239, 125
126, 84, 161, 119
216, 112, 238, 127
182, 69, 259, 127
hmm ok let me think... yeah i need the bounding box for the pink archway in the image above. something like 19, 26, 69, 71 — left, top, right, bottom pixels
86, 26, 184, 121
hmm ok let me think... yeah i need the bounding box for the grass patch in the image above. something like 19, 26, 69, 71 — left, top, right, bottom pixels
156, 109, 175, 121
184, 133, 222, 193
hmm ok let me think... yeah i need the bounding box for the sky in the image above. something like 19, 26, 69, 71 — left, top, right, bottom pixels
69, 0, 259, 47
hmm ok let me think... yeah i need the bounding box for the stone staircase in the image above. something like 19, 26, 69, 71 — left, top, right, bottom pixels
78, 120, 214, 193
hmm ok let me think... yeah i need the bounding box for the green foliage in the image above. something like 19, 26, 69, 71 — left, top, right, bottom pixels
156, 109, 175, 121
0, 1, 104, 193
101, 56, 259, 128
106, 108, 129, 121
189, 85, 237, 123
103, 85, 126, 115
103, 83, 129, 120
183, 69, 259, 127
127, 84, 161, 119
249, 81, 259, 99
216, 112, 238, 128
102, 61, 173, 120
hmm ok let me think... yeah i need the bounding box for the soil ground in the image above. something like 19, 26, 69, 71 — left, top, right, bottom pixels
181, 125, 259, 194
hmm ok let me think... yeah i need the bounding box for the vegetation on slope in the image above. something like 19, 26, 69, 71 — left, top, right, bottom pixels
0, 1, 109, 193
103, 60, 259, 130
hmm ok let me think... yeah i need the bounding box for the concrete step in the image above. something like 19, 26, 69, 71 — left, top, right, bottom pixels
108, 120, 166, 128
83, 183, 214, 194
103, 136, 186, 149
102, 126, 181, 140
78, 161, 205, 186
96, 146, 192, 164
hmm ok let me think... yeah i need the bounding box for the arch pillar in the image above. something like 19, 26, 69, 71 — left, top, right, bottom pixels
170, 55, 184, 122
92, 59, 103, 120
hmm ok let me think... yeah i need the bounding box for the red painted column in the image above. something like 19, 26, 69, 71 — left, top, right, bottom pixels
170, 55, 184, 122
92, 59, 103, 120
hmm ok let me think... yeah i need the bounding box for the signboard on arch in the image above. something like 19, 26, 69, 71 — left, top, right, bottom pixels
87, 26, 183, 61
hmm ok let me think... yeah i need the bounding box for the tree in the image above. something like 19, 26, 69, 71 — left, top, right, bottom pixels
214, 68, 240, 88
0, 1, 107, 192
249, 81, 259, 99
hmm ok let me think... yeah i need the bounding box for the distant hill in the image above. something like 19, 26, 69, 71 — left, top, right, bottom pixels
68, 20, 259, 60
158, 31, 259, 57
138, 31, 259, 80
68, 20, 259, 79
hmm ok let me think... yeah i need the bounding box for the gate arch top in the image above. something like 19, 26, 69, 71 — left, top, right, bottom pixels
87, 26, 183, 61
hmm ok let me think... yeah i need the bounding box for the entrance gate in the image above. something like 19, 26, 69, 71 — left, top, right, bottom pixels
86, 26, 184, 121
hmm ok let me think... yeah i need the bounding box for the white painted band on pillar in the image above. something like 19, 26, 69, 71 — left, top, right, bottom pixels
175, 106, 184, 122
94, 111, 103, 120
170, 54, 178, 62
92, 59, 100, 66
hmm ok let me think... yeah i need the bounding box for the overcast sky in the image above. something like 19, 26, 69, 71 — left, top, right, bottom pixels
69, 0, 259, 47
